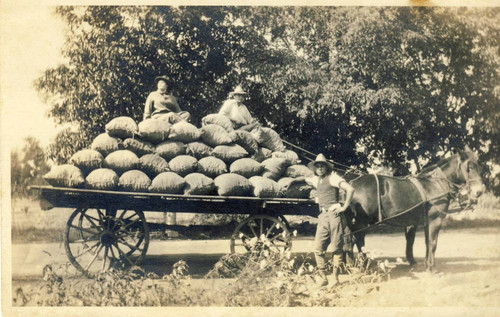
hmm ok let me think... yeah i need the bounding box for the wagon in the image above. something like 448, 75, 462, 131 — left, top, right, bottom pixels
29, 185, 320, 278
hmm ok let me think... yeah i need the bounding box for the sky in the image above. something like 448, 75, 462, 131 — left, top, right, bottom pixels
1, 5, 67, 151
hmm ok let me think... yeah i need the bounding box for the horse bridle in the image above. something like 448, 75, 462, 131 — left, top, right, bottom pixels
439, 158, 482, 210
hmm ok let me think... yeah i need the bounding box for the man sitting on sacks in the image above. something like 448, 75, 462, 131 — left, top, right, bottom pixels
218, 85, 260, 131
143, 75, 191, 124
282, 154, 355, 287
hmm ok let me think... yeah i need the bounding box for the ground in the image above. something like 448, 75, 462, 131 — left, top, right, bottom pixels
7, 196, 500, 307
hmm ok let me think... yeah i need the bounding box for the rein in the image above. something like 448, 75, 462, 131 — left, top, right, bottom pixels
345, 161, 479, 237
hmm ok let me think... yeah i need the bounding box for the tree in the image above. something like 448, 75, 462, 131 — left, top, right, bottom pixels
36, 6, 500, 187
35, 6, 286, 164
11, 137, 51, 197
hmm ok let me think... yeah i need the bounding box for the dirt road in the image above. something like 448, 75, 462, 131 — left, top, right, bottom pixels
10, 226, 500, 306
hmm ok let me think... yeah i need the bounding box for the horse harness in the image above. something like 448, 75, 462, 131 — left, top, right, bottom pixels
346, 166, 471, 237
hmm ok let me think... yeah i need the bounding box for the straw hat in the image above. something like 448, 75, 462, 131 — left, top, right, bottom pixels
231, 85, 247, 95
307, 153, 334, 172
155, 75, 169, 84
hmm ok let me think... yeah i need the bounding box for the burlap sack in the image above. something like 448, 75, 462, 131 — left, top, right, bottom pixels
103, 150, 139, 174
212, 144, 248, 164
200, 124, 233, 147
249, 176, 282, 198
230, 158, 264, 178
168, 121, 201, 143
69, 149, 103, 173
261, 158, 288, 180
91, 133, 123, 157
123, 138, 155, 157
43, 164, 85, 188
272, 150, 299, 165
184, 173, 215, 195
251, 127, 286, 152
214, 173, 252, 196
138, 119, 170, 144
197, 156, 228, 179
168, 155, 198, 177
285, 164, 314, 178
118, 170, 151, 192
229, 130, 258, 155
201, 113, 234, 132
105, 116, 138, 138
149, 172, 186, 194
186, 142, 213, 159
252, 147, 272, 163
278, 177, 313, 199
155, 141, 186, 161
139, 154, 170, 178
85, 168, 119, 190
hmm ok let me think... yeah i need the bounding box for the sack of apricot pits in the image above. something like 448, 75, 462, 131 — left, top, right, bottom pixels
214, 173, 252, 196
105, 116, 138, 139
183, 173, 215, 195
103, 150, 139, 174
118, 170, 151, 192
138, 119, 170, 144
197, 156, 228, 179
168, 121, 201, 143
229, 158, 264, 178
43, 164, 85, 188
91, 133, 123, 157
201, 113, 234, 132
149, 172, 186, 194
168, 155, 198, 177
85, 168, 119, 190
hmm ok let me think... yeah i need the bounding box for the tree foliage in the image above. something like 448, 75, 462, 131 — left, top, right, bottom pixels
36, 6, 500, 187
11, 137, 51, 197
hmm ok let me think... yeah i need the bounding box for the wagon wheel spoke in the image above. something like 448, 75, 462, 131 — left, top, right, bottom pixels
117, 238, 144, 253
65, 208, 149, 278
84, 244, 104, 272
265, 222, 277, 238
69, 224, 101, 236
246, 222, 258, 238
230, 215, 292, 259
73, 241, 100, 260
102, 247, 109, 271
113, 242, 136, 266
111, 210, 128, 231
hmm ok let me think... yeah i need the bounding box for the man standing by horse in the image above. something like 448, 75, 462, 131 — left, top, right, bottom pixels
283, 154, 355, 287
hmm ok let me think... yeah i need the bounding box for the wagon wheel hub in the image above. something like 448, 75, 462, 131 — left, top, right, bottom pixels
100, 231, 116, 247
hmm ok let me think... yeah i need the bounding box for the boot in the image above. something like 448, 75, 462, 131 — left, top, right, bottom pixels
331, 254, 342, 286
315, 270, 328, 287
331, 267, 340, 286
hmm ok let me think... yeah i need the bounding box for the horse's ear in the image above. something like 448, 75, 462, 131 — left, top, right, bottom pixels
460, 145, 477, 161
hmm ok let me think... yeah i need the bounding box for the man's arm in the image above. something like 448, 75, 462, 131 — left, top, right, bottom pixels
168, 96, 182, 113
330, 181, 355, 215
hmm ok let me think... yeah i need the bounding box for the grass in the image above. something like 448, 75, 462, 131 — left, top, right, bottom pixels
12, 242, 393, 307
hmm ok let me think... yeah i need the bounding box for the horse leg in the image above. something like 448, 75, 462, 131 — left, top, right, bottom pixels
426, 216, 443, 273
405, 225, 417, 267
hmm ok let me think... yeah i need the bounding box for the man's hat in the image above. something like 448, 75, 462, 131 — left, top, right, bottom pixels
307, 153, 334, 172
231, 85, 247, 95
155, 75, 169, 84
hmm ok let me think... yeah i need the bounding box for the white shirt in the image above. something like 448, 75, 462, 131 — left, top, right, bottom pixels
305, 173, 345, 189
218, 99, 256, 126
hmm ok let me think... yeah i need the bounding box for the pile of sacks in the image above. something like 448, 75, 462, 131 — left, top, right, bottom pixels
43, 115, 315, 198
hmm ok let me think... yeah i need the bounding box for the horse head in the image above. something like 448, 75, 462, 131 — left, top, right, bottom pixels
439, 146, 484, 202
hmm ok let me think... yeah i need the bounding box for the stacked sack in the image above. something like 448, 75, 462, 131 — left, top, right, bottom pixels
43, 114, 315, 198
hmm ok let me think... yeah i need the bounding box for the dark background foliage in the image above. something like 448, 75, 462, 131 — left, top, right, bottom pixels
27, 6, 500, 194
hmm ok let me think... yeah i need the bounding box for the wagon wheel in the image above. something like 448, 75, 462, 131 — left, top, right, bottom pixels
64, 208, 150, 278
230, 214, 292, 255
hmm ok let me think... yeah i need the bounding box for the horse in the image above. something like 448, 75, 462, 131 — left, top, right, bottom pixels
343, 146, 484, 272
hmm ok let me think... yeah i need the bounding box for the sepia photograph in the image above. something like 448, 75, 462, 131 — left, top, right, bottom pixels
1, 2, 500, 316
